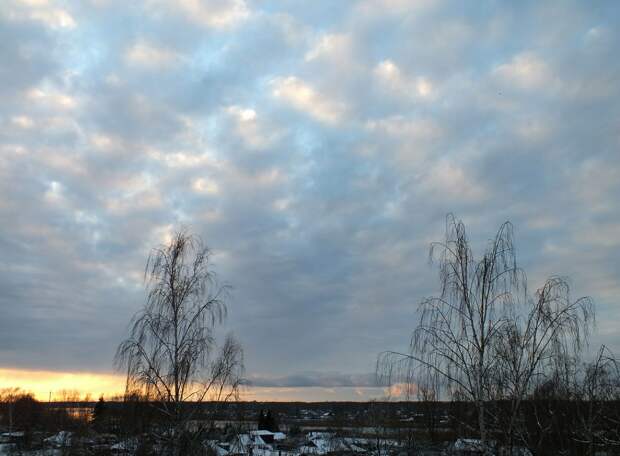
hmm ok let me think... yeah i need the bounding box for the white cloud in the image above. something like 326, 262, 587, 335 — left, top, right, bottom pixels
40, 149, 86, 177
271, 76, 347, 125
2, 0, 620, 388
150, 224, 175, 248
225, 106, 281, 150
356, 0, 438, 18
148, 149, 216, 169
147, 0, 250, 29
6, 0, 76, 29
272, 197, 291, 212
44, 180, 64, 205
366, 116, 441, 141
10, 116, 34, 129
584, 26, 611, 47
90, 134, 120, 151
493, 52, 554, 90
421, 161, 486, 203
27, 88, 77, 110
104, 174, 163, 215
305, 33, 351, 62
192, 178, 219, 195
125, 41, 180, 69
16, 0, 48, 5
29, 8, 75, 28
374, 60, 434, 99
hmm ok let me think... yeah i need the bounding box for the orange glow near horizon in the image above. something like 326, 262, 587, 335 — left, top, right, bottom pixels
0, 368, 125, 401
0, 368, 387, 402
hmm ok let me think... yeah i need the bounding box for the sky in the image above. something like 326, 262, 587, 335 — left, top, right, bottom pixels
0, 0, 619, 402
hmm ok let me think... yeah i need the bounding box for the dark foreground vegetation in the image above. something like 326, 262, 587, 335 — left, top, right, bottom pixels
1, 394, 620, 455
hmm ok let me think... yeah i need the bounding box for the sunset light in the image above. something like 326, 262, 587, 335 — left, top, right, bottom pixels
0, 369, 124, 401
1, 0, 619, 454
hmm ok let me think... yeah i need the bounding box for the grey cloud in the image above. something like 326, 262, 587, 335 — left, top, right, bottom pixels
0, 0, 619, 393
0, 20, 57, 97
247, 372, 378, 388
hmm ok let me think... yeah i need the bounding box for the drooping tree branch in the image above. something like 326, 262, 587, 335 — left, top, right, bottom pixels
115, 230, 244, 455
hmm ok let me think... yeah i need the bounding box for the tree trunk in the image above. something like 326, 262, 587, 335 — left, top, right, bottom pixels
478, 399, 486, 445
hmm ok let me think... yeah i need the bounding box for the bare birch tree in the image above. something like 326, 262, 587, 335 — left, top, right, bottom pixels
378, 214, 594, 452
379, 215, 520, 450
115, 230, 244, 454
573, 345, 620, 454
491, 278, 593, 451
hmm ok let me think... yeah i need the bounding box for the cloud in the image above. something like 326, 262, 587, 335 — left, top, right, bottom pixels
27, 87, 77, 110
271, 76, 347, 125
365, 116, 441, 141
225, 105, 282, 150
493, 52, 554, 91
374, 60, 434, 99
0, 0, 619, 396
241, 386, 384, 402
305, 33, 351, 62
386, 382, 418, 399
192, 177, 219, 195
125, 41, 181, 68
146, 0, 250, 29
420, 160, 487, 203
10, 115, 35, 129
247, 372, 378, 388
4, 0, 76, 29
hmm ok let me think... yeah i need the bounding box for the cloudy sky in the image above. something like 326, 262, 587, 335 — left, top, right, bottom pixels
1, 0, 619, 401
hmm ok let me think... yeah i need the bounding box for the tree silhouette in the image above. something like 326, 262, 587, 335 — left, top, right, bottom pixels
115, 230, 244, 455
378, 214, 594, 452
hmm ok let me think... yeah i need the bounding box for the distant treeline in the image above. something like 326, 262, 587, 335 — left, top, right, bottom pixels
2, 391, 620, 455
